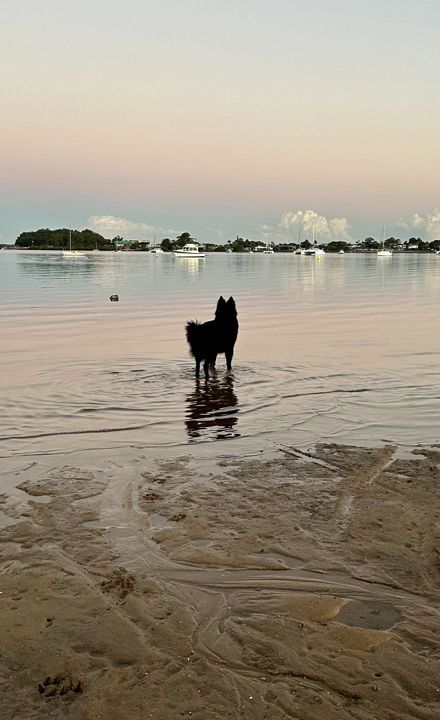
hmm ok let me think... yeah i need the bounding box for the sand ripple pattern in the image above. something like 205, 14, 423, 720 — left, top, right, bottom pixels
1, 445, 439, 719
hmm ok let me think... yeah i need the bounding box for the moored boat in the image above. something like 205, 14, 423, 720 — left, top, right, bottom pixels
62, 230, 88, 258
304, 246, 326, 256
377, 221, 392, 256
173, 243, 205, 258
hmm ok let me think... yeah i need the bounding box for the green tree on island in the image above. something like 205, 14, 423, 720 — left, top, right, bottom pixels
175, 232, 195, 248
363, 237, 379, 250
15, 228, 113, 251
160, 238, 174, 251
383, 237, 400, 250
325, 241, 349, 253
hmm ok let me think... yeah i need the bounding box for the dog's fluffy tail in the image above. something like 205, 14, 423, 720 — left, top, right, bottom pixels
185, 320, 202, 357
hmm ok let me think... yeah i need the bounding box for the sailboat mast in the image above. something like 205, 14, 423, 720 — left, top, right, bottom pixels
381, 220, 387, 249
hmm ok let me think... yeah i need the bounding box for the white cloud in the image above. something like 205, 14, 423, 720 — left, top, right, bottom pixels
86, 215, 177, 241
261, 209, 351, 243
397, 210, 440, 239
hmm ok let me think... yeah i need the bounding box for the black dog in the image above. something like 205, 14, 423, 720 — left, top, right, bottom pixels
186, 296, 239, 377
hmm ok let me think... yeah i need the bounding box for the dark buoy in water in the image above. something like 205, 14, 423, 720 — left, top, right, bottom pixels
110, 294, 119, 302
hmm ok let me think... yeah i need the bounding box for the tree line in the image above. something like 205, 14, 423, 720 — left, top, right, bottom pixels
14, 228, 115, 251
9, 229, 440, 253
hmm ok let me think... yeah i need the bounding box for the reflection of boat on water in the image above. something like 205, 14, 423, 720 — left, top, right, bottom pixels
176, 257, 204, 276
62, 230, 88, 258
185, 375, 239, 441
174, 243, 205, 258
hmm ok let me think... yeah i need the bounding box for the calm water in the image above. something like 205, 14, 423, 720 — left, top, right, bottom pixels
1, 250, 439, 458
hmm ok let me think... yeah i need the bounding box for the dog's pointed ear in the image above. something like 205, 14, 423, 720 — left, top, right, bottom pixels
215, 296, 226, 316
226, 297, 237, 313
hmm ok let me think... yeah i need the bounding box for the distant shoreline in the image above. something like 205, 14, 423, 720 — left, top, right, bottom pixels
1, 246, 438, 255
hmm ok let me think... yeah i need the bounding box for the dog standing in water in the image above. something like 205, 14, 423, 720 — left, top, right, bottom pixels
186, 296, 239, 378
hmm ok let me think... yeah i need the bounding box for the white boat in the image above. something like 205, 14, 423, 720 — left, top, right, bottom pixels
302, 225, 325, 256
304, 246, 326, 256
377, 221, 392, 256
263, 245, 274, 254
377, 249, 392, 256
338, 249, 345, 254
62, 230, 88, 258
173, 243, 205, 258
150, 233, 164, 253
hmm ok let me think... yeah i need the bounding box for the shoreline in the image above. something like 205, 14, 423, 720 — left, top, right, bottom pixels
1, 442, 439, 719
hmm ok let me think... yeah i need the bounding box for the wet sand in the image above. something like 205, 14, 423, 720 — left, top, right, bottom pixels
0, 443, 439, 719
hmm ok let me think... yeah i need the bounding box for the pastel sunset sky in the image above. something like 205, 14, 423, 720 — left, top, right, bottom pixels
1, 0, 440, 244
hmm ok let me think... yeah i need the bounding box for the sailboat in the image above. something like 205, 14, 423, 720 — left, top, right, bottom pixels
377, 221, 392, 256
150, 233, 164, 254
294, 219, 305, 254
303, 225, 326, 256
62, 230, 88, 258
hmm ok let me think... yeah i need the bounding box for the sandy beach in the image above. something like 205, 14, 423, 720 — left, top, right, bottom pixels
1, 442, 439, 719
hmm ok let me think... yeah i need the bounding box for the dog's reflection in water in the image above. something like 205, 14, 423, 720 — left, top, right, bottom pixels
185, 374, 239, 441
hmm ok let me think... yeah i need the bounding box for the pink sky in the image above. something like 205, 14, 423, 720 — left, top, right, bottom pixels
1, 0, 440, 243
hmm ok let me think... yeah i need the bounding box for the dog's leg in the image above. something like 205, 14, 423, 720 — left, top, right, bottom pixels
225, 349, 234, 372
203, 359, 210, 378
195, 357, 201, 377
210, 353, 218, 369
